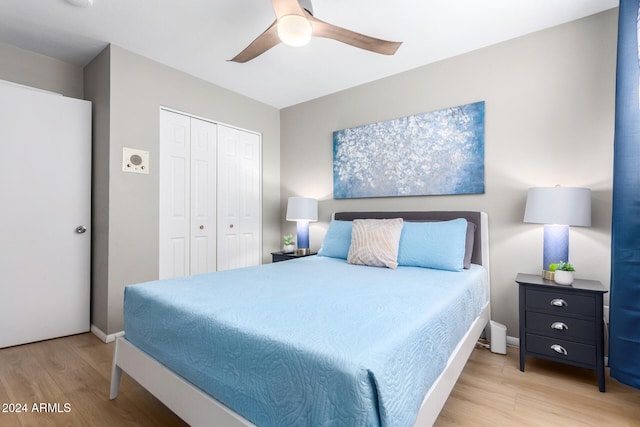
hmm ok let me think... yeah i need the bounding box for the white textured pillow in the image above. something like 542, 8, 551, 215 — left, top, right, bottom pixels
347, 218, 404, 269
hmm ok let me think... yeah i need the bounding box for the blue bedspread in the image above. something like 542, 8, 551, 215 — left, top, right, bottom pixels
124, 256, 488, 427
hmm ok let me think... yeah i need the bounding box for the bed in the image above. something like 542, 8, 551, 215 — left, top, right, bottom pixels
110, 211, 491, 427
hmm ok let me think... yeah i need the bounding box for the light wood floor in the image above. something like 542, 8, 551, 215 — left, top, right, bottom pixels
437, 344, 640, 426
0, 334, 638, 426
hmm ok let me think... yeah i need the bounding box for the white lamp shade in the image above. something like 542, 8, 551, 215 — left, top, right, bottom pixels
286, 197, 318, 221
524, 187, 591, 226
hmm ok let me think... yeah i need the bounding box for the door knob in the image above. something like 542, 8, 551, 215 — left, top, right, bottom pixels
229, 224, 234, 228
75, 225, 87, 234
199, 225, 204, 230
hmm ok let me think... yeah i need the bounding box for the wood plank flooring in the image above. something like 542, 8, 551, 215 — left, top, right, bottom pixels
0, 334, 638, 426
437, 344, 640, 426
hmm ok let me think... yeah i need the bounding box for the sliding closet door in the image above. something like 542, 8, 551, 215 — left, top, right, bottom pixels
217, 125, 261, 271
159, 110, 217, 279
189, 118, 217, 274
159, 111, 190, 279
0, 81, 91, 348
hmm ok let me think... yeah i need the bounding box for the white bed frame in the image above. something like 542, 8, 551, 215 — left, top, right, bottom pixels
110, 212, 490, 427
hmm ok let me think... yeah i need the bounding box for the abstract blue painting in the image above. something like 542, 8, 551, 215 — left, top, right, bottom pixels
333, 101, 485, 199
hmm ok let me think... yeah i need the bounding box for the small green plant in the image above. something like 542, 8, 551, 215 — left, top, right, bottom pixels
283, 234, 294, 246
549, 261, 575, 272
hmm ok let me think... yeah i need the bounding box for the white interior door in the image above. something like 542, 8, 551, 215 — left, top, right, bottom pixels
0, 81, 91, 348
217, 125, 261, 271
159, 110, 190, 279
159, 110, 217, 279
189, 117, 217, 275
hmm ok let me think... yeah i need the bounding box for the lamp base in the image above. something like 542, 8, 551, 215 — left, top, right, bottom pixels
295, 248, 310, 255
542, 270, 555, 281
543, 224, 569, 271
296, 220, 310, 251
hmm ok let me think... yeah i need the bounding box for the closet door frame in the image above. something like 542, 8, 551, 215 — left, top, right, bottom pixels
159, 107, 262, 278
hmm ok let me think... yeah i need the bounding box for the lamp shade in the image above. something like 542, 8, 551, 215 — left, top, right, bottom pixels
286, 197, 318, 222
524, 187, 591, 227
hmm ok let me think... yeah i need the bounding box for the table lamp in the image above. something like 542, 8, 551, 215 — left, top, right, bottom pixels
524, 186, 591, 277
286, 197, 318, 255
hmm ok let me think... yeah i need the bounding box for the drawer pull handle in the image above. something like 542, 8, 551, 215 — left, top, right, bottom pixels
550, 344, 568, 355
550, 298, 568, 307
551, 322, 569, 330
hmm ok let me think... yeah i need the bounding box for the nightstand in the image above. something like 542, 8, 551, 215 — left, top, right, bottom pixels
516, 273, 608, 392
271, 251, 317, 263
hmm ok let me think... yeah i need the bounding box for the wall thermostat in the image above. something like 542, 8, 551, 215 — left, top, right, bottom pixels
122, 147, 149, 174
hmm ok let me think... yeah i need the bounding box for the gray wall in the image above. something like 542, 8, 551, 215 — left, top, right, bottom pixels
0, 41, 83, 98
0, 10, 618, 340
280, 10, 618, 338
84, 45, 281, 334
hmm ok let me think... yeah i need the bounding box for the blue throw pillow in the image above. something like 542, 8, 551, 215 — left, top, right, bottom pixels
397, 218, 468, 271
318, 220, 353, 259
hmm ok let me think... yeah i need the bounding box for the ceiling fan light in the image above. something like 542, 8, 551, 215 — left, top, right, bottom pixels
277, 15, 312, 47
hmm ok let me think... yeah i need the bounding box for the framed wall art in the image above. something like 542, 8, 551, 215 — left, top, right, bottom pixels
333, 101, 485, 199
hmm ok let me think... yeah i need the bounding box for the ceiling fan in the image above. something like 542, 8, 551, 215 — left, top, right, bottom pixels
229, 0, 402, 63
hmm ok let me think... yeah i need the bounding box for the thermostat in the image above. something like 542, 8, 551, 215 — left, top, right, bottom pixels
122, 147, 149, 174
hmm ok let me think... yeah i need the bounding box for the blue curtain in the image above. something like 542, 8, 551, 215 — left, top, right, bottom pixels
610, 0, 640, 389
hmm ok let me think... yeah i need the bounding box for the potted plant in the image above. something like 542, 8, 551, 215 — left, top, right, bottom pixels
283, 234, 295, 253
549, 261, 575, 285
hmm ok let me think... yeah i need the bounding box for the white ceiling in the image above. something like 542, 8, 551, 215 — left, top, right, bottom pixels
0, 0, 618, 109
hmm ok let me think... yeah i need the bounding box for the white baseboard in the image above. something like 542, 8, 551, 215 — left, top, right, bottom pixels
507, 335, 519, 347
91, 324, 125, 343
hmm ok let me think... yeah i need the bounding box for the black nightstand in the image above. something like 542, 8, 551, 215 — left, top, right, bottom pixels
516, 273, 608, 392
271, 251, 317, 263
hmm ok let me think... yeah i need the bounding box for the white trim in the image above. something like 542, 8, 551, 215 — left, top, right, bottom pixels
507, 335, 520, 347
0, 79, 63, 96
91, 325, 125, 343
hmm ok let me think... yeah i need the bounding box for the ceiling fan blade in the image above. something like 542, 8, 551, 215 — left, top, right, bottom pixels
309, 15, 402, 56
229, 20, 281, 63
271, 0, 305, 19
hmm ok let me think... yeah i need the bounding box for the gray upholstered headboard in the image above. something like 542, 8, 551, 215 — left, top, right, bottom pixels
333, 211, 485, 266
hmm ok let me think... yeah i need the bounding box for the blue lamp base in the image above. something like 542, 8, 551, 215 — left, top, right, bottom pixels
296, 220, 310, 250
543, 224, 569, 271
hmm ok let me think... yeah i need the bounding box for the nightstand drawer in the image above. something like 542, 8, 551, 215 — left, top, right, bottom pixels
272, 253, 295, 262
526, 289, 595, 317
526, 312, 595, 342
526, 333, 596, 366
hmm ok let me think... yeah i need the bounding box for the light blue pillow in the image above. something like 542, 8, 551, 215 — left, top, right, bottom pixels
318, 220, 353, 259
397, 218, 468, 271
